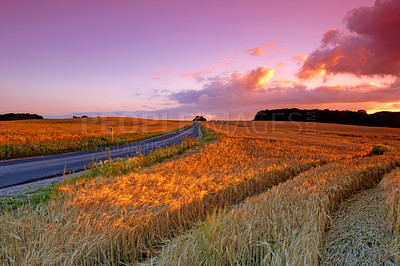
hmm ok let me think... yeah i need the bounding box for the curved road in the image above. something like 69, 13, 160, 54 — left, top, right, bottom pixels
0, 124, 202, 189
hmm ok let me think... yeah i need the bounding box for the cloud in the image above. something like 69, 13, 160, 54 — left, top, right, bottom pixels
152, 73, 164, 81
321, 28, 340, 46
240, 67, 276, 88
217, 61, 234, 67
171, 67, 276, 105
166, 66, 400, 119
247, 43, 277, 57
64, 66, 400, 120
181, 62, 234, 79
181, 66, 216, 78
141, 105, 157, 110
292, 55, 309, 63
152, 69, 174, 82
298, 0, 400, 80
266, 83, 400, 105
247, 46, 265, 57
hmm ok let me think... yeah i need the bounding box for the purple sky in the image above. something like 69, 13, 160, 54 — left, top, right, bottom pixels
3, 0, 400, 119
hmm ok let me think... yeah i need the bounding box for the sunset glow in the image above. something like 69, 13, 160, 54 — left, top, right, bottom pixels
1, 0, 399, 119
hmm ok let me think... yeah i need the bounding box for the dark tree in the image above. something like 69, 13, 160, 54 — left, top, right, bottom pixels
0, 113, 43, 121
253, 108, 400, 128
193, 115, 206, 121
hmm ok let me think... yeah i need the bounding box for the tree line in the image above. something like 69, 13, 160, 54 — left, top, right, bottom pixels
254, 108, 400, 128
0, 113, 43, 121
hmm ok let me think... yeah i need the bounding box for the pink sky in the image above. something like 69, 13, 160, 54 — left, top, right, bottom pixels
1, 0, 399, 119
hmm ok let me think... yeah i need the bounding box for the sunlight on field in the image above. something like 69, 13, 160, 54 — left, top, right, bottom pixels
159, 122, 400, 265
0, 117, 189, 145
209, 120, 400, 143
0, 117, 190, 159
1, 121, 400, 264
161, 156, 400, 265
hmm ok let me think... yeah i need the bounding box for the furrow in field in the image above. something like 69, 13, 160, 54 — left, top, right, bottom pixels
321, 186, 396, 265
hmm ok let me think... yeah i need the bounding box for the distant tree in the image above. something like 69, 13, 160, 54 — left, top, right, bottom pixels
193, 115, 206, 121
72, 116, 79, 119
81, 115, 88, 118
357, 109, 367, 115
0, 113, 43, 121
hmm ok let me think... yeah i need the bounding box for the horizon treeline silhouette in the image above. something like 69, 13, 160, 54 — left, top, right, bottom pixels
254, 108, 400, 128
0, 113, 43, 121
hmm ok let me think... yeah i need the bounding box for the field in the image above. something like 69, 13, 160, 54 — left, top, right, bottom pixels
1, 121, 400, 265
0, 117, 191, 160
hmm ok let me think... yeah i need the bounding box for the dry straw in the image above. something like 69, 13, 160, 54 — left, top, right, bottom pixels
159, 156, 400, 265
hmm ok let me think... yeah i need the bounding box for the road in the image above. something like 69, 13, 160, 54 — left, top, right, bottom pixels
0, 124, 202, 189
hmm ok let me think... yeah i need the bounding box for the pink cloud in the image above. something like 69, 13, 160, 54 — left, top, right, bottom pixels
247, 46, 266, 57
167, 66, 400, 119
292, 55, 309, 62
298, 0, 400, 80
217, 61, 235, 68
181, 61, 234, 79
322, 28, 340, 46
181, 66, 216, 78
171, 67, 276, 105
152, 73, 163, 81
246, 43, 278, 57
240, 67, 276, 89
152, 69, 174, 82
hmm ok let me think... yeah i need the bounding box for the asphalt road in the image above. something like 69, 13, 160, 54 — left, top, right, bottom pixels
0, 124, 202, 189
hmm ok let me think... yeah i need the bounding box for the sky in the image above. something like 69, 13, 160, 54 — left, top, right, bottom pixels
1, 0, 399, 120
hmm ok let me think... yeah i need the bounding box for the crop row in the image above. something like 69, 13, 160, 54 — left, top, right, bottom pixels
160, 155, 400, 265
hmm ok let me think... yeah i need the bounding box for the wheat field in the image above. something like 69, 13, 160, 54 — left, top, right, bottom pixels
0, 117, 190, 160
1, 121, 400, 265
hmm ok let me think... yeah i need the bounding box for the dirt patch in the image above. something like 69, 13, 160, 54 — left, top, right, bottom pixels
322, 186, 397, 265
